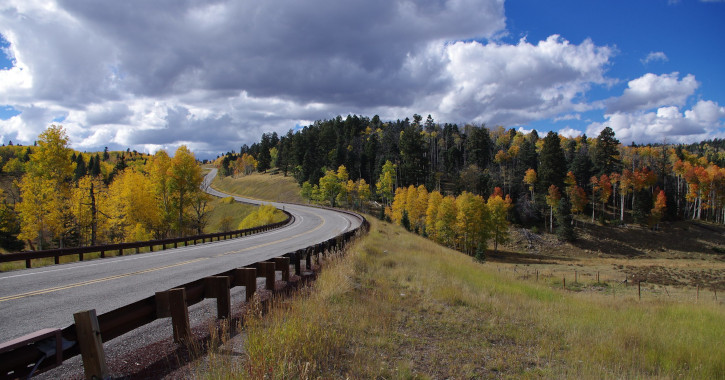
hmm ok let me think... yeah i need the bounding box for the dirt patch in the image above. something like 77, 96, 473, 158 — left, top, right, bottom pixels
495, 218, 725, 290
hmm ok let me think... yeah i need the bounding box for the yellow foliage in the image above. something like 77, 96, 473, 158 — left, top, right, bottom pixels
238, 204, 282, 229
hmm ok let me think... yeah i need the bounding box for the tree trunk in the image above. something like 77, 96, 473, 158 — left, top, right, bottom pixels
90, 182, 97, 246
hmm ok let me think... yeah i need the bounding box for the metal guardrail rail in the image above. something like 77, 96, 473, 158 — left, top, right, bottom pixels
0, 211, 294, 269
0, 208, 369, 379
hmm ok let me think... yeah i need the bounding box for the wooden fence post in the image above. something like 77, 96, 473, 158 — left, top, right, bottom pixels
205, 276, 231, 320
168, 288, 191, 343
73, 309, 108, 380
638, 281, 641, 301
274, 257, 290, 282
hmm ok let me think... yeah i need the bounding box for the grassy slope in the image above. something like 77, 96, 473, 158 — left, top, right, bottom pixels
203, 197, 259, 234
212, 172, 304, 203
204, 218, 725, 379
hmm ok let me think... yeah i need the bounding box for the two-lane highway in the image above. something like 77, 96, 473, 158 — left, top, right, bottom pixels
0, 169, 361, 342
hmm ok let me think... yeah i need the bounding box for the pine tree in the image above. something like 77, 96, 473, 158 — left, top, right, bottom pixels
593, 127, 622, 176
556, 196, 576, 241
538, 131, 566, 193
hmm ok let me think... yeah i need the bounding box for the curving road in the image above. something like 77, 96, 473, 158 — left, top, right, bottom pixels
0, 169, 361, 342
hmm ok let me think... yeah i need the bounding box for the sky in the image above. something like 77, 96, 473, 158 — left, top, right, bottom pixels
0, 0, 724, 159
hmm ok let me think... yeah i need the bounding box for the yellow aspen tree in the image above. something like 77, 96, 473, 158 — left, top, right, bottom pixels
376, 160, 396, 205
357, 178, 371, 211
487, 193, 512, 253
345, 179, 357, 208
148, 150, 173, 237
435, 195, 458, 248
335, 165, 349, 207
405, 185, 419, 225
168, 146, 203, 237
389, 186, 408, 225
523, 168, 537, 199
17, 125, 74, 249
455, 192, 487, 254
425, 190, 443, 240
319, 168, 342, 207
413, 185, 429, 232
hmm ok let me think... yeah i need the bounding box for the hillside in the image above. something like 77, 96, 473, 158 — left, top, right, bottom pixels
211, 171, 305, 203
199, 217, 725, 378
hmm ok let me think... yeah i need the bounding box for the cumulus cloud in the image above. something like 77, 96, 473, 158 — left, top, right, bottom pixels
0, 0, 511, 156
559, 127, 583, 138
427, 35, 613, 126
0, 0, 615, 158
587, 100, 725, 144
641, 51, 668, 65
606, 72, 698, 113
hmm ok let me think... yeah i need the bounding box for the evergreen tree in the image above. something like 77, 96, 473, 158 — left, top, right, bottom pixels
632, 188, 653, 225
257, 133, 272, 172
466, 125, 493, 170
90, 154, 102, 177
538, 131, 566, 193
593, 127, 622, 175
74, 153, 87, 182
556, 196, 576, 241
401, 209, 411, 231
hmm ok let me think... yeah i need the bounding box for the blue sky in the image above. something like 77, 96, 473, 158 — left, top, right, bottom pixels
1, 0, 724, 157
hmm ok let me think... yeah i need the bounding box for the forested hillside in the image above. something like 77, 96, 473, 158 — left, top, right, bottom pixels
215, 114, 725, 253
0, 125, 210, 252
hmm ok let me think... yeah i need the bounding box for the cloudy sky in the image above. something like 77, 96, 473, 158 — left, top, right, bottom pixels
1, 0, 724, 158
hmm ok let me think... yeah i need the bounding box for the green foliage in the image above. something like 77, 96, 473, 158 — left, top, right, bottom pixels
538, 131, 566, 193
556, 197, 576, 242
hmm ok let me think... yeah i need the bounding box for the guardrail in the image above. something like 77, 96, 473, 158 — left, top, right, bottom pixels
0, 210, 369, 379
0, 211, 294, 269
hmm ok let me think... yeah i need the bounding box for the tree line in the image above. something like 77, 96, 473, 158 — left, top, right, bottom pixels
215, 114, 725, 248
0, 125, 209, 252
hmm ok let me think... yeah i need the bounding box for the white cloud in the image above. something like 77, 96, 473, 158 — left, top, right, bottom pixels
641, 51, 668, 65
431, 35, 613, 126
587, 100, 725, 144
606, 72, 698, 113
558, 127, 583, 138
0, 0, 511, 156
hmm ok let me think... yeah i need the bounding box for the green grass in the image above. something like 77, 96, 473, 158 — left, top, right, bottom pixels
211, 172, 304, 203
202, 218, 725, 379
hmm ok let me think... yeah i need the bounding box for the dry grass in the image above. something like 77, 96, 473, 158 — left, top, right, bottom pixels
211, 172, 304, 203
204, 196, 259, 234
202, 218, 725, 379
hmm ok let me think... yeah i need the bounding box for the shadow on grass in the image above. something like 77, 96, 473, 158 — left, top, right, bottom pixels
484, 250, 574, 265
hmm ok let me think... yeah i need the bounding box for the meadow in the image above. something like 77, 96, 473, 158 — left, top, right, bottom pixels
200, 216, 725, 379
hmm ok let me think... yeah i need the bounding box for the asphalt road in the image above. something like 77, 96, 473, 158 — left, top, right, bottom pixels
0, 169, 361, 342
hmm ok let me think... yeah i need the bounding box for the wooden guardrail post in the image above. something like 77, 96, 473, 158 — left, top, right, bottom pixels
234, 267, 257, 301
257, 262, 276, 290
168, 288, 191, 343
293, 250, 303, 275
205, 276, 231, 320
305, 247, 312, 271
274, 257, 290, 282
73, 309, 109, 380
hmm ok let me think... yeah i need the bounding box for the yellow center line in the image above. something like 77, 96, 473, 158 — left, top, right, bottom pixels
215, 209, 327, 257
1, 209, 330, 303
0, 258, 208, 303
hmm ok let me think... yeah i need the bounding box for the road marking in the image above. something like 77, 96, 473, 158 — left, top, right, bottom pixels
0, 258, 208, 303
215, 210, 324, 256
0, 210, 329, 303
